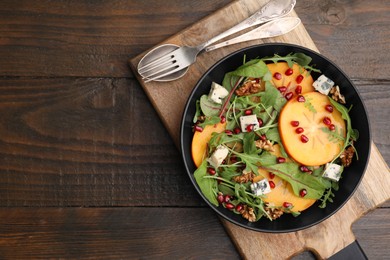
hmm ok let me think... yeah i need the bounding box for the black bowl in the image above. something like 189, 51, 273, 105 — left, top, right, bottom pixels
180, 43, 370, 232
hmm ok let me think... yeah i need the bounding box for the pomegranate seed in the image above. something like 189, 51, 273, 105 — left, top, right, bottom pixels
255, 78, 260, 83
233, 127, 241, 134
285, 92, 293, 100
297, 95, 305, 102
269, 172, 275, 179
229, 156, 237, 163
278, 86, 287, 93
295, 127, 304, 134
285, 68, 293, 76
269, 180, 275, 189
300, 189, 308, 197
220, 116, 226, 123
290, 120, 299, 127
323, 117, 332, 126
207, 168, 216, 175
273, 72, 282, 80
295, 85, 302, 95
194, 125, 203, 132
225, 130, 233, 136
244, 109, 252, 115
225, 203, 235, 210
296, 75, 304, 84
235, 204, 243, 212
260, 134, 267, 141
223, 195, 231, 203
301, 134, 309, 143
217, 194, 224, 204
300, 165, 310, 172
329, 124, 336, 131
325, 104, 334, 113
283, 202, 292, 208
246, 124, 254, 132
258, 118, 264, 127
277, 157, 286, 163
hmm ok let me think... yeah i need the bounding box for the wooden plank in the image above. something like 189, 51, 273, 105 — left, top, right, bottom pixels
128, 0, 390, 258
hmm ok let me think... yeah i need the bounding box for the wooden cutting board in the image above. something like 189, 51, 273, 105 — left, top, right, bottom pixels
129, 0, 390, 258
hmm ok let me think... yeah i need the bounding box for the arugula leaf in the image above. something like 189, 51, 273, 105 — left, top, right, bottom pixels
243, 132, 257, 154
198, 116, 221, 128
194, 160, 219, 206
193, 99, 201, 123
199, 95, 221, 116
262, 53, 312, 67
261, 163, 332, 199
231, 59, 269, 78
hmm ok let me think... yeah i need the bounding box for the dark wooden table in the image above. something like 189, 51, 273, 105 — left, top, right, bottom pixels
0, 0, 389, 259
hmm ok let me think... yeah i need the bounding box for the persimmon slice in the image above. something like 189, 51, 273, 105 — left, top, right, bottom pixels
267, 62, 314, 98
191, 122, 226, 167
279, 92, 346, 166
253, 145, 316, 212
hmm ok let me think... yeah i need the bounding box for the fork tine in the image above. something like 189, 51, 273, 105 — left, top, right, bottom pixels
138, 48, 179, 72
138, 56, 175, 75
141, 61, 178, 80
144, 65, 185, 83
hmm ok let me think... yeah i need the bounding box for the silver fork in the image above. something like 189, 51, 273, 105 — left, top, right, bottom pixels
138, 0, 296, 82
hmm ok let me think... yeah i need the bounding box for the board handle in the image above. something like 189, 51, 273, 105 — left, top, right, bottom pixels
329, 240, 367, 260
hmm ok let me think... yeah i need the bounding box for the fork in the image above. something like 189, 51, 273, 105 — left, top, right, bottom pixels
138, 0, 296, 82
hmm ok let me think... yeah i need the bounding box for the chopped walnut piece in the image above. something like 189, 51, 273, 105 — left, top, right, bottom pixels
340, 146, 355, 167
255, 139, 274, 152
264, 204, 284, 220
235, 79, 264, 96
329, 85, 346, 104
232, 171, 255, 183
239, 205, 256, 222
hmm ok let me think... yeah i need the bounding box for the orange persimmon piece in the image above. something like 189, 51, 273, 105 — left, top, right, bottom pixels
279, 91, 346, 166
191, 122, 226, 167
267, 62, 314, 98
253, 144, 316, 212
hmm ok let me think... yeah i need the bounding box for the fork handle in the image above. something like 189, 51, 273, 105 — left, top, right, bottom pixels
197, 0, 296, 50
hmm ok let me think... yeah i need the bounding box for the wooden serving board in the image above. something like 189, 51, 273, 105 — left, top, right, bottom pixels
129, 0, 390, 258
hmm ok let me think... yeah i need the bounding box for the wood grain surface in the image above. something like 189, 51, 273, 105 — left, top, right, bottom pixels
0, 0, 389, 259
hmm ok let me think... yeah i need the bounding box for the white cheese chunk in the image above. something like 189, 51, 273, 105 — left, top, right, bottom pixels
208, 82, 229, 104
250, 179, 271, 196
207, 145, 229, 168
240, 114, 260, 132
322, 163, 343, 182
313, 74, 334, 95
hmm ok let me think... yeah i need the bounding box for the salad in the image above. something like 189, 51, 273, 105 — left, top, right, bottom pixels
191, 52, 358, 222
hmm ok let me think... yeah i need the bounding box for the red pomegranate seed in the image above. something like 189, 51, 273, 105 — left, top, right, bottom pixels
220, 116, 226, 123
283, 202, 292, 208
323, 117, 332, 126
285, 68, 293, 76
207, 168, 216, 175
300, 165, 310, 172
300, 189, 307, 197
273, 72, 282, 80
297, 95, 305, 102
229, 156, 237, 163
217, 194, 224, 204
290, 120, 299, 127
296, 75, 304, 84
325, 104, 334, 113
295, 127, 304, 134
301, 134, 309, 143
269, 180, 275, 189
244, 109, 252, 115
295, 85, 302, 95
258, 118, 264, 127
269, 172, 275, 179
225, 203, 235, 210
246, 124, 254, 132
233, 127, 241, 134
235, 204, 243, 212
329, 124, 336, 131
223, 195, 231, 203
277, 157, 286, 163
285, 92, 293, 100
194, 125, 203, 132
278, 86, 287, 93
225, 130, 233, 136
260, 134, 267, 141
